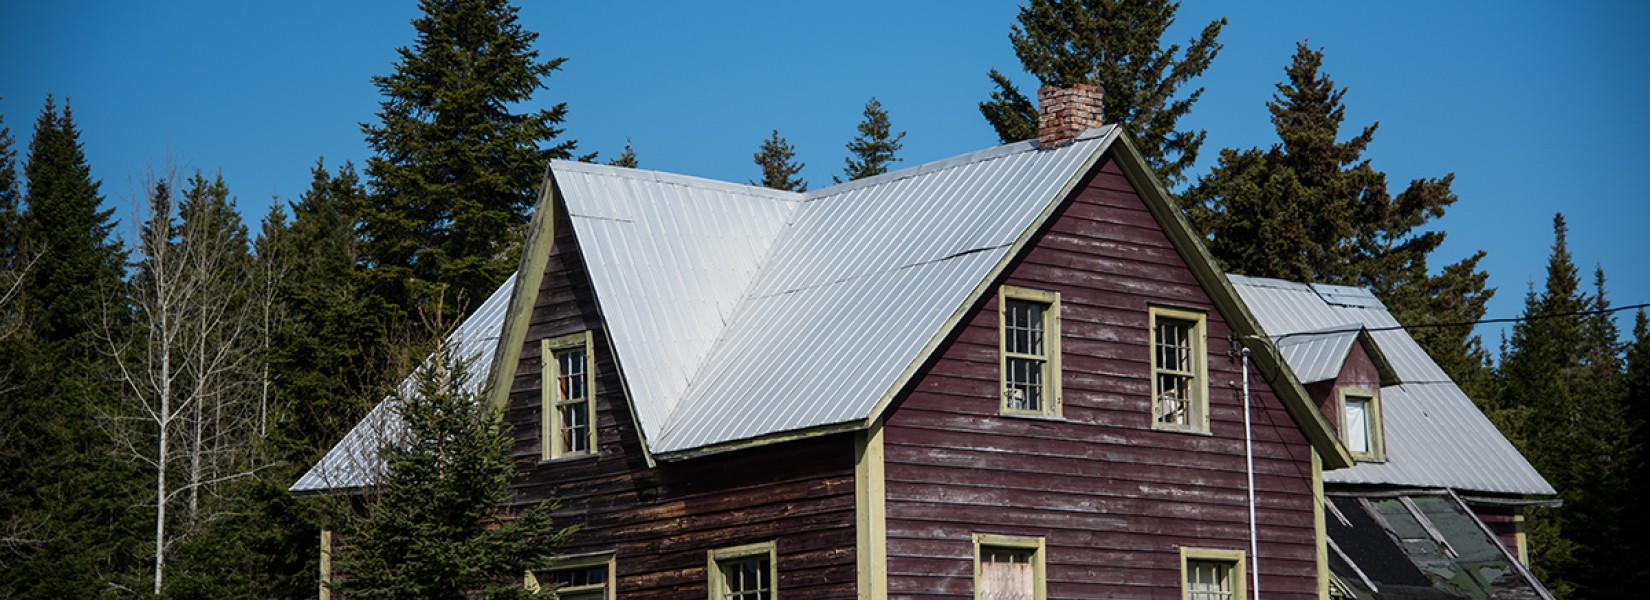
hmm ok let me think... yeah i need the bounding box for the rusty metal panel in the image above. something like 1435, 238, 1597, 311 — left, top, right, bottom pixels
1229, 275, 1554, 497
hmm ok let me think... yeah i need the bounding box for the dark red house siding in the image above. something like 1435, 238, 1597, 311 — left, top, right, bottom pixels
881, 154, 1321, 599
1307, 340, 1383, 440
502, 205, 858, 599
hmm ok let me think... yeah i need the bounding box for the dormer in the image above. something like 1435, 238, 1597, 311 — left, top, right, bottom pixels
1273, 327, 1398, 462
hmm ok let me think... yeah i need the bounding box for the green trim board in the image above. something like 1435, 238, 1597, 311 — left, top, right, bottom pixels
486, 180, 562, 417
854, 419, 888, 599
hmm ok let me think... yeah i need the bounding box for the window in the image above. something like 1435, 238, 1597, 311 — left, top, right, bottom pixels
708, 541, 777, 600
542, 331, 596, 460
1181, 547, 1245, 600
1151, 306, 1208, 432
528, 553, 615, 600
1339, 388, 1384, 461
1000, 286, 1062, 418
973, 533, 1046, 600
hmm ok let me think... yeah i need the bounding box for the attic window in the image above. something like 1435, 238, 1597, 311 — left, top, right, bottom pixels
1151, 306, 1208, 433
542, 331, 596, 460
1340, 389, 1384, 461
1000, 286, 1062, 418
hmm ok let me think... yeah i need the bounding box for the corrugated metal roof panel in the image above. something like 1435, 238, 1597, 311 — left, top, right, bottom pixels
1228, 274, 1553, 497
652, 129, 1115, 452
291, 272, 518, 493
553, 162, 803, 442
1274, 327, 1360, 383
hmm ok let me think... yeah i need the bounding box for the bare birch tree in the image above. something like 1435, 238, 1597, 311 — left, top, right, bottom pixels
104, 171, 269, 593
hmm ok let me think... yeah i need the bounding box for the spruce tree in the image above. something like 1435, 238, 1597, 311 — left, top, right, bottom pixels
980, 0, 1225, 186
330, 340, 567, 599
1624, 310, 1650, 595
607, 139, 639, 168
752, 129, 807, 192
361, 0, 577, 324
1182, 43, 1493, 386
0, 101, 20, 265
838, 97, 905, 183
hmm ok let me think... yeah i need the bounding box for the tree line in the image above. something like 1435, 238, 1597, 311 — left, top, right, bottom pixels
1, 0, 1644, 597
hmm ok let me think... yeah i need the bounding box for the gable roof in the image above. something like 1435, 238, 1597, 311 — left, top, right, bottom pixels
291, 273, 517, 493
1274, 326, 1396, 385
1229, 275, 1554, 497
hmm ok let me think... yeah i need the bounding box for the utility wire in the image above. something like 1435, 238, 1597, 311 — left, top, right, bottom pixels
1268, 302, 1650, 344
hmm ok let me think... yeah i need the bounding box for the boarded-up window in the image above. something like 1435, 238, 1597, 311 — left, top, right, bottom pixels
978, 545, 1038, 600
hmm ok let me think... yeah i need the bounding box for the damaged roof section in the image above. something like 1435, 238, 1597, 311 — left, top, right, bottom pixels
1328, 492, 1552, 600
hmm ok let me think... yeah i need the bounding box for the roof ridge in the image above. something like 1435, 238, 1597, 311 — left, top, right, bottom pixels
802, 125, 1116, 202
549, 159, 804, 203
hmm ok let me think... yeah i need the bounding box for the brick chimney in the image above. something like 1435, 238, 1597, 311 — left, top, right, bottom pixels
1037, 84, 1104, 148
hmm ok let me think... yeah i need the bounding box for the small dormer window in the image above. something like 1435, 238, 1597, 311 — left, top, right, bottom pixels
1339, 388, 1384, 462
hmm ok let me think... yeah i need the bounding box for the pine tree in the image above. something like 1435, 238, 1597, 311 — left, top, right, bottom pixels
330, 339, 567, 599
1624, 310, 1650, 595
2, 95, 146, 597
980, 0, 1226, 186
0, 100, 20, 266
752, 129, 807, 192
838, 97, 905, 183
607, 139, 639, 168
1182, 43, 1493, 386
361, 0, 577, 325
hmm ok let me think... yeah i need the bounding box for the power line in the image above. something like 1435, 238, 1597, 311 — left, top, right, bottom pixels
1268, 302, 1650, 344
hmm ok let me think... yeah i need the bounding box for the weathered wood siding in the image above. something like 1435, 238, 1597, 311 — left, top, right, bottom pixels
882, 154, 1321, 599
1307, 340, 1383, 440
1472, 504, 1524, 560
502, 204, 858, 599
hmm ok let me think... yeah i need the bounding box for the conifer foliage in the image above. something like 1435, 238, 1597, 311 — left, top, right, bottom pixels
752, 129, 807, 192
330, 340, 566, 599
980, 0, 1226, 186
361, 0, 576, 322
1182, 43, 1494, 385
839, 97, 905, 183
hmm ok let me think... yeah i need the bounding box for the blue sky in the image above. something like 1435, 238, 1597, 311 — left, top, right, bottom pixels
3, 1, 1647, 346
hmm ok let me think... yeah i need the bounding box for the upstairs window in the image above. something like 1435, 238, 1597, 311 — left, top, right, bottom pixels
1151, 306, 1208, 432
1000, 286, 1062, 418
708, 541, 776, 600
542, 331, 596, 460
1340, 389, 1384, 461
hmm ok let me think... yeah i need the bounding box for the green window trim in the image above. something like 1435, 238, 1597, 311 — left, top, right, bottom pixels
1338, 387, 1385, 462
973, 533, 1047, 600
1180, 546, 1246, 600
708, 540, 778, 600
999, 285, 1062, 419
542, 331, 597, 461
527, 552, 617, 600
1150, 305, 1210, 433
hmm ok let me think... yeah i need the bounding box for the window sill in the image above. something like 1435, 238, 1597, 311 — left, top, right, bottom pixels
538, 452, 599, 466
1151, 423, 1213, 436
999, 410, 1066, 423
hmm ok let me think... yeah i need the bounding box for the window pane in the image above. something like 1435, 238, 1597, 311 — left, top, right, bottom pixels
562, 401, 589, 453
718, 557, 771, 600
1345, 397, 1370, 454
1186, 560, 1233, 600
1156, 373, 1191, 425
980, 546, 1036, 600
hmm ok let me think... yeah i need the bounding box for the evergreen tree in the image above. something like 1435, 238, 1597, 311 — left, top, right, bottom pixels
361, 0, 577, 325
607, 139, 639, 168
1496, 215, 1630, 599
1624, 310, 1650, 595
980, 0, 1225, 186
331, 339, 567, 599
1182, 43, 1493, 385
1, 95, 146, 597
838, 97, 905, 183
0, 100, 20, 265
752, 129, 807, 192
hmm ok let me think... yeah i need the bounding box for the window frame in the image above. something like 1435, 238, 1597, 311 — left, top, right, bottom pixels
1180, 546, 1246, 600
526, 552, 617, 600
998, 285, 1063, 419
1338, 387, 1385, 462
542, 331, 597, 461
973, 533, 1047, 600
1149, 305, 1210, 434
707, 540, 778, 600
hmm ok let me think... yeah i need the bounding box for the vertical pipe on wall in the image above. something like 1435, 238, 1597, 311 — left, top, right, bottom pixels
1242, 347, 1260, 599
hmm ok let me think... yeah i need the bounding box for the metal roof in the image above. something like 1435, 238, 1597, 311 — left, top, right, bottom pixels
560, 128, 1117, 453
1274, 327, 1362, 384
1229, 275, 1554, 497
290, 273, 517, 493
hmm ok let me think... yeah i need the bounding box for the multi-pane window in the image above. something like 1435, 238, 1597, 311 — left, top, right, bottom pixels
1000, 286, 1061, 418
1180, 548, 1244, 600
547, 565, 608, 600
1185, 560, 1235, 600
708, 542, 777, 600
974, 534, 1045, 600
1151, 307, 1207, 432
542, 332, 595, 460
1341, 389, 1383, 461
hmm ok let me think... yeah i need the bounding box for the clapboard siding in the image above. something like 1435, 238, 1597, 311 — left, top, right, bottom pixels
502, 205, 857, 599
883, 154, 1321, 599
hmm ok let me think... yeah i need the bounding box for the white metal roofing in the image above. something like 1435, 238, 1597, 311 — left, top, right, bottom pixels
290, 273, 517, 493
1229, 275, 1554, 497
1274, 327, 1363, 384
558, 128, 1116, 453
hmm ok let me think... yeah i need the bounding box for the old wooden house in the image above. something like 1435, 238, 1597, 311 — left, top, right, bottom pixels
297, 86, 1549, 599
